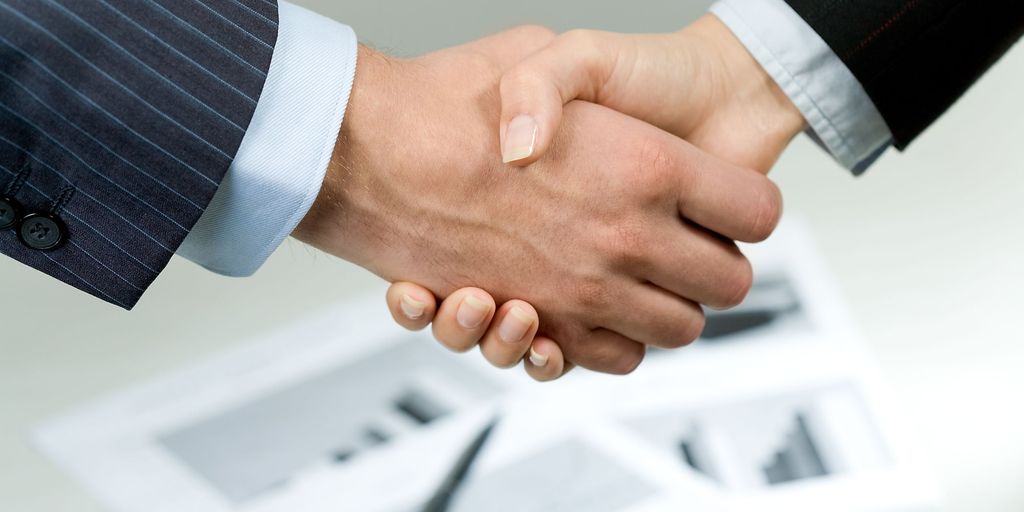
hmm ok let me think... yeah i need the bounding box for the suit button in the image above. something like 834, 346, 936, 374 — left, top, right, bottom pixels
0, 196, 20, 230
19, 213, 66, 251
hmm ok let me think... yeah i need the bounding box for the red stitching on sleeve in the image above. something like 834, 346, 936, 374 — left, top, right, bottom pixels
846, 0, 923, 59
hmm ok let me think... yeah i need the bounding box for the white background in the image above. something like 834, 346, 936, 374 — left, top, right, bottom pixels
1, 1, 1022, 510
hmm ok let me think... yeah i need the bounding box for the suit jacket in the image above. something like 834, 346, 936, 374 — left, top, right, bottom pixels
784, 0, 1024, 149
0, 0, 278, 309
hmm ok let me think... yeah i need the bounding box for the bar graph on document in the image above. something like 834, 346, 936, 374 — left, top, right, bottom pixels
34, 218, 942, 512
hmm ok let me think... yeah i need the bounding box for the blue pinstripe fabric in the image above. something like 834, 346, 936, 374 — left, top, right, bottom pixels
0, 0, 279, 309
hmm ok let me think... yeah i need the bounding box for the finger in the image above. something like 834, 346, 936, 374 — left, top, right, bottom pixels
566, 329, 647, 376
644, 222, 754, 309
676, 149, 784, 243
524, 337, 567, 382
431, 288, 497, 353
386, 282, 438, 331
562, 362, 577, 378
499, 30, 623, 166
596, 283, 706, 350
479, 301, 540, 369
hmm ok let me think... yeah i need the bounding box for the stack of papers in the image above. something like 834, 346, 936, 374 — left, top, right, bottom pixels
35, 218, 941, 512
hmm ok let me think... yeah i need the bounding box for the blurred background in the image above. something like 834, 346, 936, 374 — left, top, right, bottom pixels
1, 0, 1022, 510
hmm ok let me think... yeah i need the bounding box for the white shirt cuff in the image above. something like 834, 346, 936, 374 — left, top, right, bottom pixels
178, 1, 357, 276
710, 0, 893, 174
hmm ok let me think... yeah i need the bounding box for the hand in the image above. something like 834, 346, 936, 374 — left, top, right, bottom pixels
388, 17, 804, 380
386, 282, 572, 382
294, 27, 781, 378
497, 14, 805, 171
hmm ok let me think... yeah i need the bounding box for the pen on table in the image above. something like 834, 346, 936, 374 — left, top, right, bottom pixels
421, 417, 500, 512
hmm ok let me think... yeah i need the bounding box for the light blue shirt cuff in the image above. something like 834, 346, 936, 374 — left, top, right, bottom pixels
178, 1, 358, 276
710, 0, 894, 174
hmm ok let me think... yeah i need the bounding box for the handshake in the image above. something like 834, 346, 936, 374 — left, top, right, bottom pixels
293, 16, 806, 381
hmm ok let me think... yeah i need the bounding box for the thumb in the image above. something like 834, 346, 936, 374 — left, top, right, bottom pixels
499, 30, 623, 166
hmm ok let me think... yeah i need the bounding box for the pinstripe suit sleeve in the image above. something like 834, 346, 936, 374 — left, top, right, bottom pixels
0, 0, 280, 309
178, 2, 358, 278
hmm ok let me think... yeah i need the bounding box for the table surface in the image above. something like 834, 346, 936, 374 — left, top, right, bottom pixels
2, 1, 1023, 511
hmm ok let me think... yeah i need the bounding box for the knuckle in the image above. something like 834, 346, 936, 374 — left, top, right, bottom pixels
673, 311, 707, 348
634, 138, 680, 198
653, 310, 706, 349
607, 343, 646, 375
747, 178, 783, 242
554, 29, 616, 83
570, 274, 616, 313
512, 24, 556, 43
501, 65, 544, 92
605, 217, 650, 266
561, 29, 603, 48
718, 256, 755, 309
499, 70, 553, 113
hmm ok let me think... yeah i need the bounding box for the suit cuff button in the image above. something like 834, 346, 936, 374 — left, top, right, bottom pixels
0, 196, 21, 230
19, 212, 66, 251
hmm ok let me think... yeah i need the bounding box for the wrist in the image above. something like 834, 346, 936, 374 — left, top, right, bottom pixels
683, 15, 805, 145
292, 45, 397, 269
292, 44, 501, 280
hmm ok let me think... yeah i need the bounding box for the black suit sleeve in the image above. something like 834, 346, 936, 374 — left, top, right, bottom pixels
0, 0, 278, 309
784, 0, 1024, 149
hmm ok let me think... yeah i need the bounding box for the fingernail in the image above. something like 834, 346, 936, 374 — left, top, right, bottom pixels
457, 295, 491, 329
502, 115, 538, 163
529, 347, 549, 367
499, 307, 534, 343
400, 295, 426, 320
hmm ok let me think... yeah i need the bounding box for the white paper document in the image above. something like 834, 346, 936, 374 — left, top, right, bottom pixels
34, 218, 942, 512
